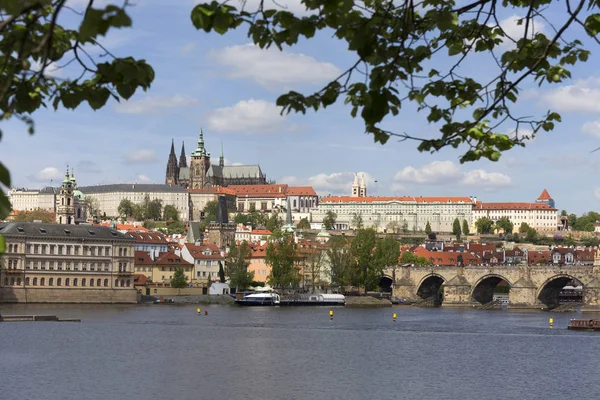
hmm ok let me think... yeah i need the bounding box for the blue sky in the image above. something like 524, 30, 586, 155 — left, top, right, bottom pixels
2, 0, 600, 214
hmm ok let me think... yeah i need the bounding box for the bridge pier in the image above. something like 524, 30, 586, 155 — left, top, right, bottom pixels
393, 277, 417, 303
581, 278, 600, 312
441, 275, 476, 308
508, 277, 542, 310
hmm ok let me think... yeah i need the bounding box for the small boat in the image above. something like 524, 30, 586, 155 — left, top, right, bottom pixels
567, 319, 600, 331
235, 292, 281, 306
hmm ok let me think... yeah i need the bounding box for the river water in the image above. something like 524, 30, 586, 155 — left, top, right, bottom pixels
1, 304, 599, 400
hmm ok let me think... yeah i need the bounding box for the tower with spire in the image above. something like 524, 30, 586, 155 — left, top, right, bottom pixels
351, 174, 360, 197
56, 166, 76, 225
219, 141, 224, 168
359, 174, 367, 197
189, 128, 212, 189
179, 142, 188, 169
165, 139, 179, 185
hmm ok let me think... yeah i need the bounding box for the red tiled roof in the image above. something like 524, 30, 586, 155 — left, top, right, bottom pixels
252, 229, 272, 235
412, 247, 482, 266
229, 184, 288, 198
183, 243, 224, 259
537, 189, 553, 201
134, 274, 151, 286
188, 187, 236, 195
286, 186, 318, 196
99, 223, 148, 232
475, 202, 557, 211
527, 250, 551, 264
134, 251, 155, 265
321, 196, 473, 204
154, 251, 193, 266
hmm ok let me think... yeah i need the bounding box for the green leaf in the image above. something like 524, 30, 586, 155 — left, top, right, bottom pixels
584, 14, 600, 36
0, 162, 11, 187
0, 235, 5, 255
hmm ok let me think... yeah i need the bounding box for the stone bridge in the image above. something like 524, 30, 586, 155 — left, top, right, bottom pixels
384, 264, 600, 311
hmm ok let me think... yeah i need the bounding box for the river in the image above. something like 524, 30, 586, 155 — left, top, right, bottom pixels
1, 304, 599, 400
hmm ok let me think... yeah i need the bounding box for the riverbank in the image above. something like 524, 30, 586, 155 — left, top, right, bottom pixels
142, 295, 235, 305
345, 296, 392, 308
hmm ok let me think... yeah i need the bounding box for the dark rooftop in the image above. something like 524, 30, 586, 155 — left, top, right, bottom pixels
78, 184, 187, 194
0, 222, 134, 241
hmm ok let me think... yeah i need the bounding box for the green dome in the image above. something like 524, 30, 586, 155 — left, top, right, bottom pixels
74, 190, 85, 200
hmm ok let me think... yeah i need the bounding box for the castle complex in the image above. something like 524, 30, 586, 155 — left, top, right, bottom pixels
165, 128, 268, 188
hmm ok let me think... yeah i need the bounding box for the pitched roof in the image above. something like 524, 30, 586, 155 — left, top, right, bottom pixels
475, 202, 557, 211
155, 251, 193, 266
229, 184, 288, 198
537, 189, 553, 201
183, 243, 224, 259
134, 251, 155, 265
188, 187, 236, 195
79, 184, 187, 194
0, 222, 131, 240
320, 196, 473, 204
127, 231, 169, 244
412, 247, 482, 266
251, 229, 272, 236
286, 186, 318, 196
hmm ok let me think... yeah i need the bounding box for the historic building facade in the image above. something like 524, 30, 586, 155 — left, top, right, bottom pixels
310, 178, 474, 232
472, 189, 558, 232
0, 222, 136, 303
165, 128, 269, 188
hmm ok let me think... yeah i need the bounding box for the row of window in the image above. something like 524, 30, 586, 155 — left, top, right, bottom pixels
135, 267, 191, 272
3, 277, 131, 287
22, 260, 128, 272
7, 244, 132, 257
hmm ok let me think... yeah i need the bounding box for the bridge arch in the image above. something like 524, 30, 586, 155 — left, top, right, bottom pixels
416, 273, 446, 302
379, 275, 394, 293
536, 274, 582, 309
470, 274, 512, 305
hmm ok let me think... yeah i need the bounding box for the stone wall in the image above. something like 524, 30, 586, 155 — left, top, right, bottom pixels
0, 287, 137, 304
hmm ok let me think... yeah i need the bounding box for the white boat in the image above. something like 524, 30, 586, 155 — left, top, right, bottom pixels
235, 292, 281, 306
235, 292, 345, 307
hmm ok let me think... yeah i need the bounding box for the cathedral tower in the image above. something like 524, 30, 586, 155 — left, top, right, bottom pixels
165, 139, 179, 185
189, 128, 211, 189
56, 167, 75, 225
219, 141, 224, 168
179, 142, 188, 169
359, 174, 367, 197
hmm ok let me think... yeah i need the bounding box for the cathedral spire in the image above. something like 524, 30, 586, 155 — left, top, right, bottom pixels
169, 138, 176, 157
179, 142, 188, 168
165, 138, 179, 185
194, 127, 207, 156
219, 140, 224, 168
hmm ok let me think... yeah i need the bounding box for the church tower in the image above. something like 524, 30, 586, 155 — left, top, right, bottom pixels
189, 128, 211, 189
179, 142, 188, 169
351, 174, 360, 197
219, 141, 224, 168
359, 174, 367, 197
56, 167, 75, 225
165, 139, 179, 185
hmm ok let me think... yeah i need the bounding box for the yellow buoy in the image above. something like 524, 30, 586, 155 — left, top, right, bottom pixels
197, 308, 201, 314
549, 317, 554, 328
393, 313, 397, 322
329, 310, 333, 317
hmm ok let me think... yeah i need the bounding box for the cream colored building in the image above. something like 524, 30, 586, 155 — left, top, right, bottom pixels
79, 184, 189, 220
8, 187, 55, 211
189, 187, 236, 221
472, 202, 558, 231
0, 222, 136, 303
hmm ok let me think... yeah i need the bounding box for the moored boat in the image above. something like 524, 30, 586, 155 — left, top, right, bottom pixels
567, 319, 600, 331
235, 292, 281, 306
235, 292, 345, 307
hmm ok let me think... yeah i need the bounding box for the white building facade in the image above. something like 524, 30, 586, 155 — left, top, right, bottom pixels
472, 202, 558, 230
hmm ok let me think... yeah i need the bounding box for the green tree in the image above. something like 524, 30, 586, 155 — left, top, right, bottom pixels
145, 198, 163, 220
132, 204, 144, 221
12, 209, 55, 223
266, 213, 282, 232
225, 241, 254, 291
190, 1, 588, 163
0, 2, 154, 225
350, 228, 378, 293
322, 211, 337, 230
163, 205, 179, 221
84, 197, 100, 218
496, 217, 514, 234
452, 218, 462, 239
202, 200, 218, 222
386, 220, 400, 234
118, 199, 135, 218
400, 252, 431, 266
525, 227, 538, 243
234, 212, 251, 226
305, 246, 325, 293
351, 213, 364, 229
424, 221, 432, 235
166, 220, 186, 235
170, 267, 188, 289
266, 231, 300, 290
325, 235, 352, 291
462, 219, 470, 236
373, 235, 400, 285
475, 217, 494, 234
297, 218, 311, 230
519, 222, 532, 234
402, 220, 409, 233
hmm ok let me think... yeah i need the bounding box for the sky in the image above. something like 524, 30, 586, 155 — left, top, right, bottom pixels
2, 0, 600, 214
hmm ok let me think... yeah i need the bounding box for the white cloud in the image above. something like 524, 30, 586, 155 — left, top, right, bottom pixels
123, 150, 158, 164
181, 42, 196, 54
224, 158, 244, 166
582, 120, 600, 137
115, 95, 199, 115
206, 99, 286, 134
29, 167, 63, 183
234, 0, 311, 15
541, 77, 600, 113
498, 15, 546, 46
393, 161, 511, 189
281, 171, 375, 195
30, 60, 62, 78
136, 175, 152, 183
393, 161, 462, 185
210, 44, 340, 89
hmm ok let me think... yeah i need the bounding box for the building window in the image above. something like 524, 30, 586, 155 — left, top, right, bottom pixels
104, 279, 108, 287
57, 278, 62, 286
58, 262, 63, 270
49, 245, 55, 255
115, 279, 119, 287
65, 278, 70, 286
49, 261, 54, 270
90, 279, 94, 287
120, 279, 125, 287
119, 248, 123, 257
74, 262, 79, 271
33, 277, 37, 286
123, 249, 127, 257
73, 278, 78, 286
90, 263, 95, 271
82, 278, 87, 286
34, 244, 39, 254
58, 245, 63, 255
96, 278, 101, 286
48, 278, 54, 286
40, 278, 45, 286
126, 280, 131, 287
10, 277, 15, 285
25, 277, 30, 285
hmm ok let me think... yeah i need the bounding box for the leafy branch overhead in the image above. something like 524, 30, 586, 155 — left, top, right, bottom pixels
191, 0, 600, 162
0, 0, 155, 219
